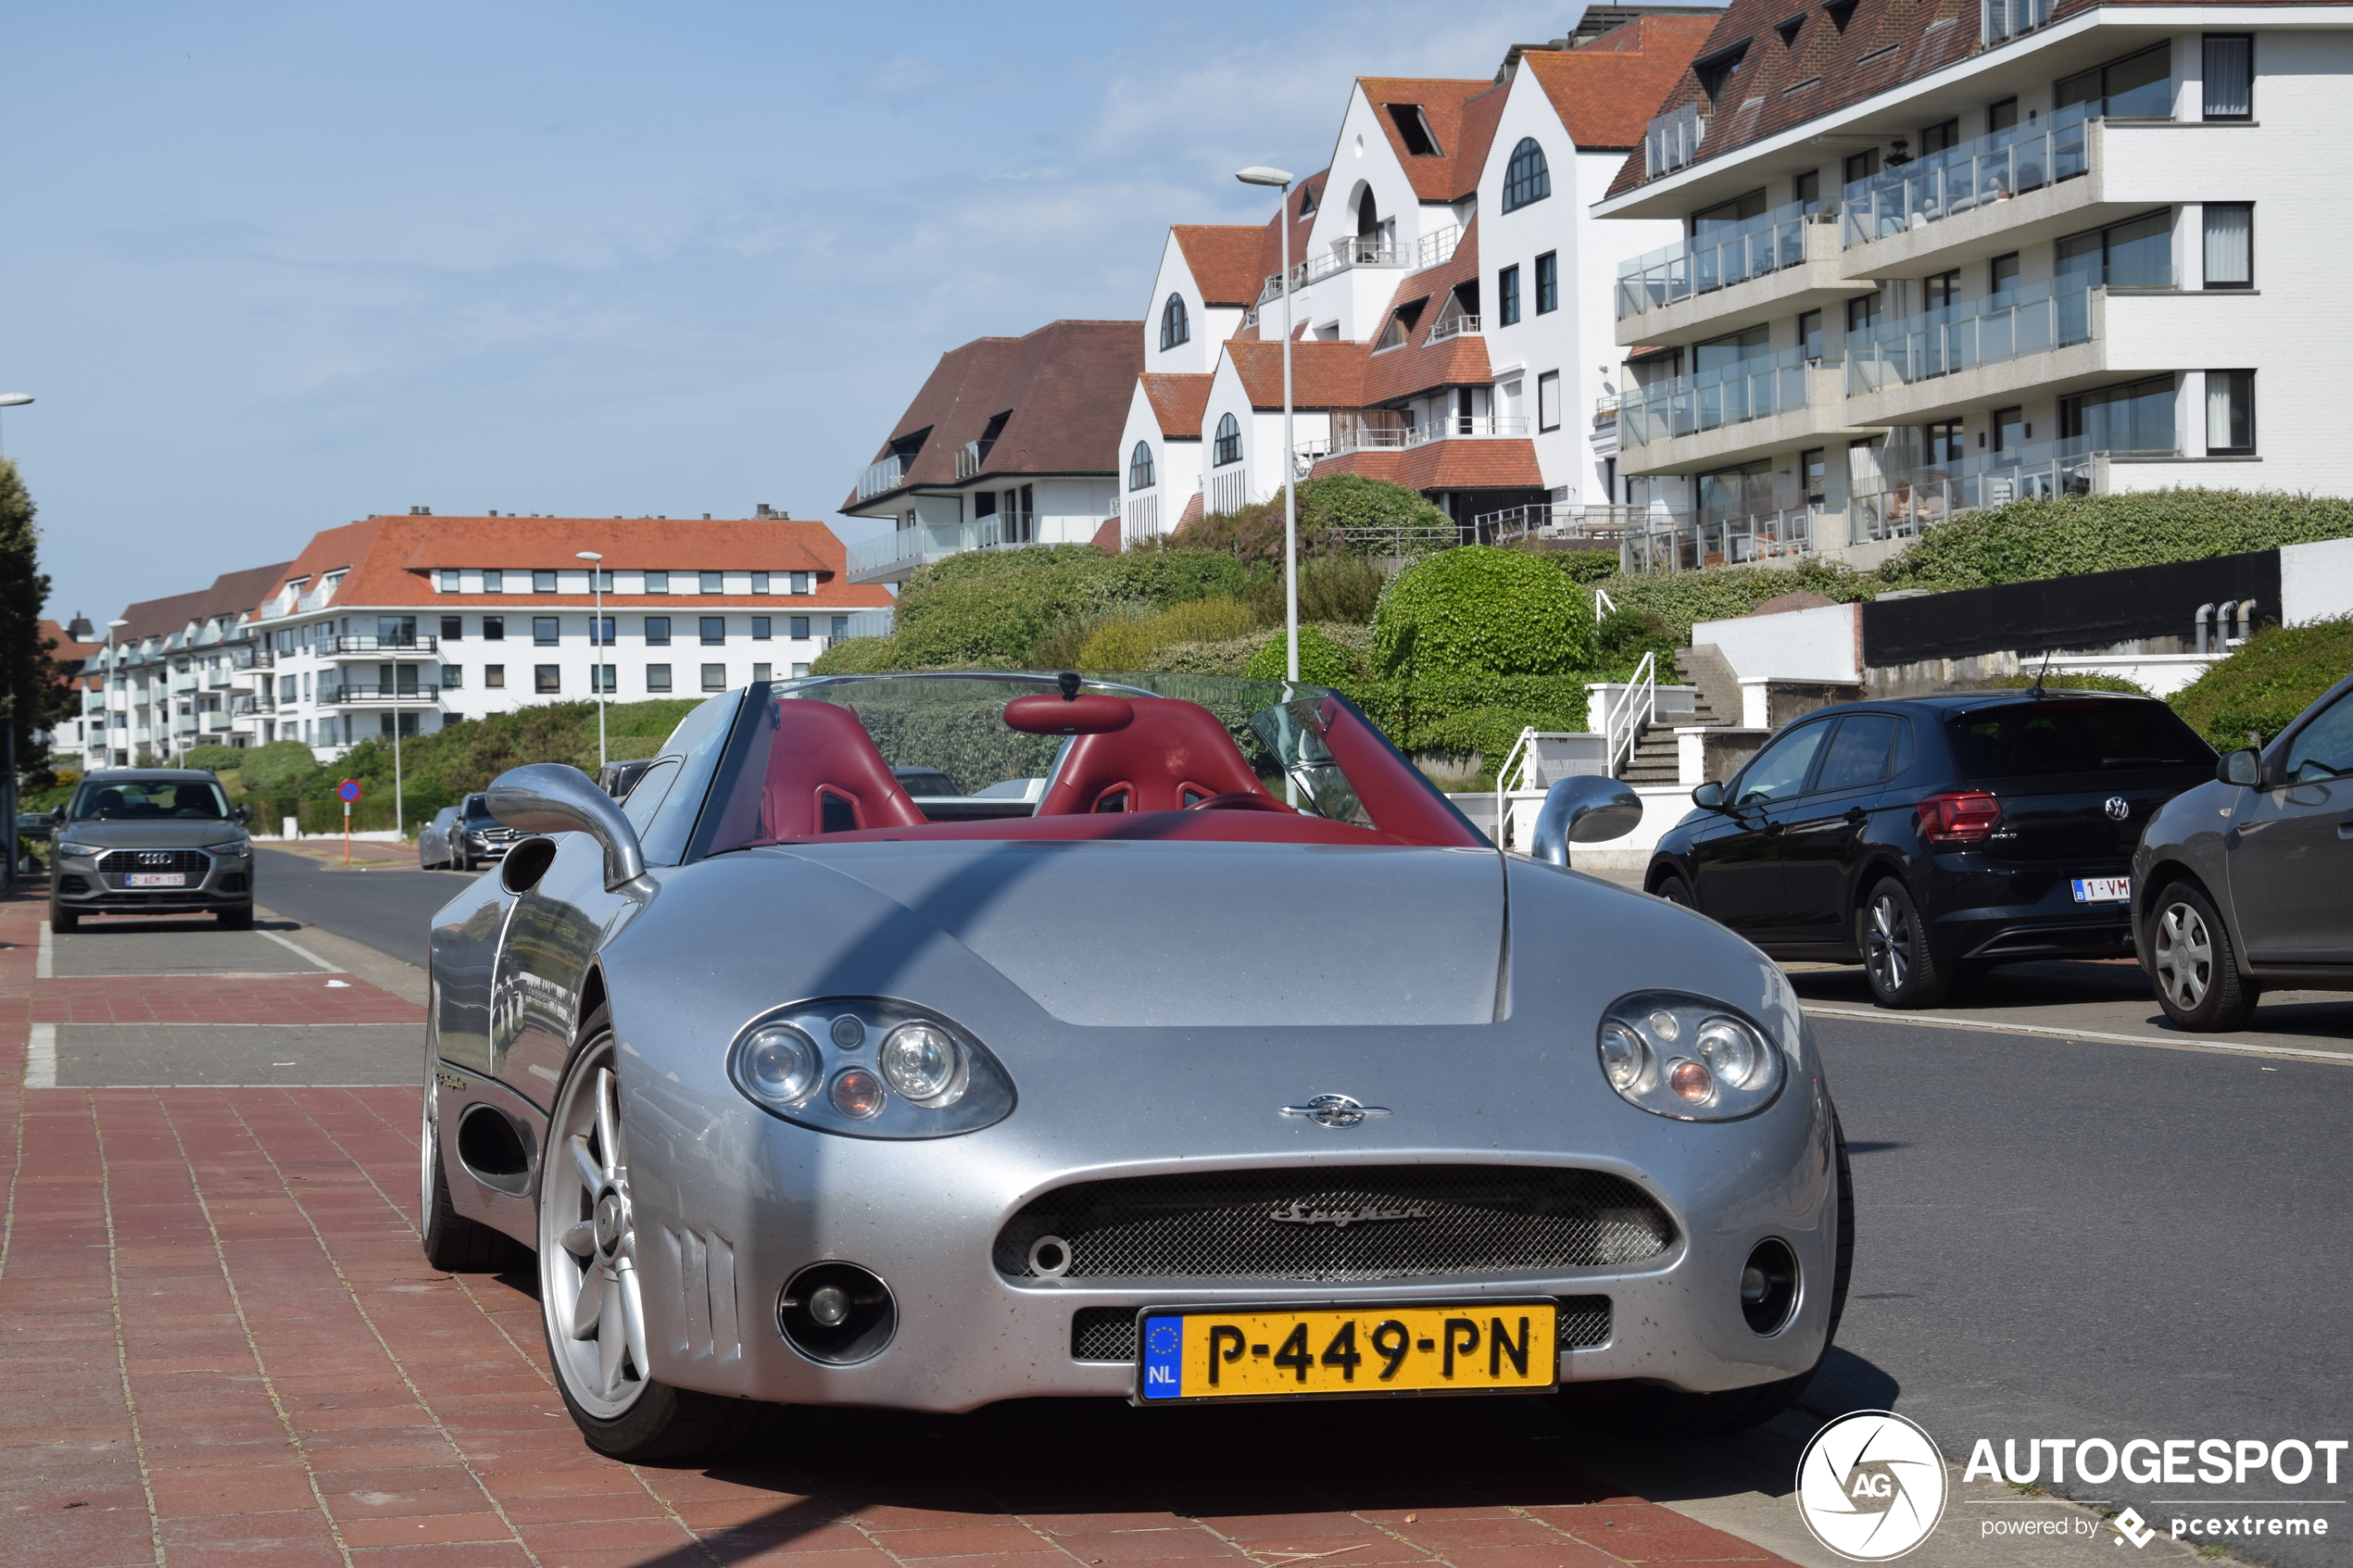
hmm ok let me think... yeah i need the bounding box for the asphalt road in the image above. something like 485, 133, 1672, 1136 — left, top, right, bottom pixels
252, 845, 466, 968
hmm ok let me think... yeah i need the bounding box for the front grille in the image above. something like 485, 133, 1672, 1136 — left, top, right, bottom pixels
998, 1166, 1676, 1286
96, 848, 211, 889
1070, 1296, 1614, 1363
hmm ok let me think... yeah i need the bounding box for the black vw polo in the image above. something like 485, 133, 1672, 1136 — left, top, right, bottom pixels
1644, 691, 2215, 1007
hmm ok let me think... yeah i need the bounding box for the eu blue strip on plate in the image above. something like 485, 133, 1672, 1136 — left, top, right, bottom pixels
1139, 1314, 1182, 1399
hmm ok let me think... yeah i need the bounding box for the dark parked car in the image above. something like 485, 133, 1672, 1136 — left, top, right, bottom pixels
419, 793, 522, 872
1646, 691, 2216, 1008
49, 769, 256, 931
2133, 669, 2353, 1031
596, 758, 657, 799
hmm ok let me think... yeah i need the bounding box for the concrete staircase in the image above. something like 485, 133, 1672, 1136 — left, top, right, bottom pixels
1616, 646, 1738, 784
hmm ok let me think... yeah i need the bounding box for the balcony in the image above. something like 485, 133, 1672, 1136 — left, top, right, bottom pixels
318, 684, 442, 705
1843, 276, 2134, 425
1415, 225, 1462, 271
848, 513, 1039, 585
1982, 0, 2056, 45
1617, 348, 1871, 473
954, 437, 996, 481
1257, 238, 1405, 306
856, 453, 912, 502
1843, 105, 2092, 254
1624, 505, 1828, 572
1310, 414, 1529, 460
1616, 204, 1869, 346
1849, 437, 2114, 546
231, 695, 274, 717
1428, 314, 1482, 344
321, 634, 442, 657
1466, 504, 1646, 550
1642, 102, 1705, 181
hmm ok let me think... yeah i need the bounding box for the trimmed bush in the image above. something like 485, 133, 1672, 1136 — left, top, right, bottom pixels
1595, 558, 1878, 644
1878, 488, 2353, 590
809, 635, 901, 674
1076, 616, 1161, 672
180, 745, 245, 774
1153, 596, 1260, 644
1175, 474, 1453, 561
1244, 625, 1361, 685
2171, 615, 2353, 747
1548, 549, 1621, 586
1374, 546, 1597, 677
236, 739, 325, 794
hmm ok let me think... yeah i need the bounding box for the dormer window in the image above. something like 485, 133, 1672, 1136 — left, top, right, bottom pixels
1693, 40, 1753, 110
1775, 13, 1804, 45
1386, 103, 1441, 157
1161, 294, 1190, 351
1502, 139, 1552, 212
1376, 298, 1428, 350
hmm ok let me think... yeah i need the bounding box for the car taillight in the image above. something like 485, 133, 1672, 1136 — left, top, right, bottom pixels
1918, 790, 2001, 845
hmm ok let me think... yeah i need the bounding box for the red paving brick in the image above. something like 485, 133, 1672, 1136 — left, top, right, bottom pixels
0, 887, 1795, 1568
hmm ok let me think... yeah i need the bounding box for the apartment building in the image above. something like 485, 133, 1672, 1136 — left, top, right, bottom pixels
841, 320, 1144, 585
76, 564, 290, 771
245, 514, 891, 759
1594, 0, 2348, 570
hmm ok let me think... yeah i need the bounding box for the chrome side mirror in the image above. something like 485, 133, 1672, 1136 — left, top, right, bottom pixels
2217, 748, 2261, 788
1529, 775, 1643, 866
486, 763, 648, 890
1690, 780, 1726, 810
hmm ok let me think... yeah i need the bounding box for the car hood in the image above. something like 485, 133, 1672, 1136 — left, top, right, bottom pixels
57, 820, 246, 850
766, 838, 1506, 1028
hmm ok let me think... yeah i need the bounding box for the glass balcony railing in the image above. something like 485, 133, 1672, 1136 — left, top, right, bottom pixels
1624, 505, 1825, 573
1618, 346, 1822, 449
1849, 436, 2117, 544
1843, 105, 2095, 248
1843, 272, 2147, 398
847, 513, 1040, 577
1983, 0, 2056, 45
856, 452, 912, 502
1616, 200, 1829, 319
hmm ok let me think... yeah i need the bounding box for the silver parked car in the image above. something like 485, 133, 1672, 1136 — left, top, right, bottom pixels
49, 770, 255, 932
2133, 670, 2353, 1030
422, 674, 1852, 1461
419, 793, 521, 871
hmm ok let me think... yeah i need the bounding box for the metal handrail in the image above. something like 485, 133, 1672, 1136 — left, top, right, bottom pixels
1495, 726, 1540, 852
1605, 652, 1657, 779
1594, 586, 1617, 622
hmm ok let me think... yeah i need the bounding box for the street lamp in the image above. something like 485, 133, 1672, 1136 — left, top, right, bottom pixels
0, 393, 31, 459
1236, 167, 1299, 683
577, 551, 606, 772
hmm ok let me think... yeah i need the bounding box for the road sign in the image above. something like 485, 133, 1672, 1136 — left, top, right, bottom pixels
337, 779, 362, 803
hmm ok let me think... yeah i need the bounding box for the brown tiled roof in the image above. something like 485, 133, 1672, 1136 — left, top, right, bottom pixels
1226, 339, 1371, 410
1521, 14, 1720, 151
1357, 79, 1506, 201
116, 562, 296, 643
256, 517, 888, 618
845, 320, 1143, 510
1599, 0, 2254, 199
1360, 217, 1493, 406
1170, 227, 1268, 307
39, 619, 102, 677
1310, 439, 1545, 491
1142, 374, 1214, 439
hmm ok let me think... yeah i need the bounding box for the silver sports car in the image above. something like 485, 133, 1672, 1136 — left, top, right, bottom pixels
422, 672, 1852, 1461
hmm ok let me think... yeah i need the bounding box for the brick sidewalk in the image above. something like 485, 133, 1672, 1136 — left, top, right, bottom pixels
0, 889, 1789, 1568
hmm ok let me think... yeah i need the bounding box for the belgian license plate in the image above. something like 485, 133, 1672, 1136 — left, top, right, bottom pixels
2071, 876, 2131, 903
126, 872, 186, 887
1135, 1301, 1558, 1404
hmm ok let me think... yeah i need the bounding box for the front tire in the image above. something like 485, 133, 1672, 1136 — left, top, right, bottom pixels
538, 1007, 769, 1461
2148, 881, 2257, 1032
1653, 873, 1694, 909
49, 903, 78, 933
1859, 878, 1948, 1009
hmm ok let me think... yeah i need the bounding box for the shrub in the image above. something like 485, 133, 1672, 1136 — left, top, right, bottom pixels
1153, 596, 1260, 644
1176, 475, 1453, 561
1374, 546, 1597, 677
1596, 558, 1878, 643
1878, 488, 2353, 590
1244, 625, 1362, 685
1076, 616, 1162, 672
2170, 615, 2353, 747
1548, 549, 1621, 586
180, 746, 245, 774
810, 635, 905, 674
1974, 671, 2147, 695
236, 739, 324, 794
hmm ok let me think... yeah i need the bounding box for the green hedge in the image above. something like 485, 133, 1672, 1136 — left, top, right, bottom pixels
1175, 474, 1454, 562
1594, 558, 1879, 643
2170, 615, 2353, 747
1877, 489, 2353, 590
1374, 546, 1597, 677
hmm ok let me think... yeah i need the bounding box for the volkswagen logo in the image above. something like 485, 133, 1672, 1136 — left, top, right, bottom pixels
2105, 796, 2130, 822
1278, 1094, 1391, 1129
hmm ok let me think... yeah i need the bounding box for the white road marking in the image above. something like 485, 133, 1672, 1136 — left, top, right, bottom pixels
24, 1024, 56, 1087
1804, 1004, 2353, 1064
36, 920, 52, 980
256, 928, 342, 972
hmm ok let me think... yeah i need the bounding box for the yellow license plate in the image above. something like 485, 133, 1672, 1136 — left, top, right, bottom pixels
1134, 1302, 1558, 1404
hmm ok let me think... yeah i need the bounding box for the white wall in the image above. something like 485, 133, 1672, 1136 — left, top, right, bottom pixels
2281, 536, 2353, 626
1691, 603, 1861, 683
1143, 235, 1245, 376
1114, 382, 1202, 541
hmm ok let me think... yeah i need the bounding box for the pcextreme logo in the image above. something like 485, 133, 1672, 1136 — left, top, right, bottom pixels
1796, 1411, 1951, 1562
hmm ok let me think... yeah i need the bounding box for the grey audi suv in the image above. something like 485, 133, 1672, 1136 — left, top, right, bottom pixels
49, 770, 256, 932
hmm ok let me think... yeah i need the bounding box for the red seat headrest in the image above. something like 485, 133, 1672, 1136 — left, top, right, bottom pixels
761, 700, 928, 838
1004, 694, 1134, 734
1036, 697, 1270, 815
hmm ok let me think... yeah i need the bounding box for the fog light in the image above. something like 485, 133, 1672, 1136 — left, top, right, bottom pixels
830, 1067, 887, 1120
1667, 1058, 1716, 1104
807, 1284, 850, 1326
777, 1261, 895, 1364
1740, 1238, 1799, 1335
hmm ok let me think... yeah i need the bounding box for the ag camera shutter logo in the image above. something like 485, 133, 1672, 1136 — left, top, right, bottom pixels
1796, 1411, 1950, 1561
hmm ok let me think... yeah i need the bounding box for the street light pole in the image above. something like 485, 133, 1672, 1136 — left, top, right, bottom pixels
106, 620, 126, 768
1236, 167, 1300, 682
577, 551, 606, 773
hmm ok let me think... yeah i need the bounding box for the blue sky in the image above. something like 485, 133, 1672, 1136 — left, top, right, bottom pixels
7, 1, 1614, 624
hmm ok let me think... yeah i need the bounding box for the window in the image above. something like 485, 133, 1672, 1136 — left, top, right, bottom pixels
2283, 691, 2353, 784
830, 616, 848, 638
1847, 291, 1881, 335
1498, 265, 1521, 326
751, 617, 771, 640
1798, 309, 1823, 361
1213, 413, 1241, 467
1991, 252, 2020, 295
1800, 447, 1828, 503
483, 615, 504, 641
791, 663, 811, 678
1129, 440, 1155, 491
482, 569, 503, 593
1375, 301, 1423, 350
479, 663, 500, 689
440, 616, 461, 641
1534, 252, 1558, 314
1925, 270, 1961, 308
789, 615, 812, 639
1994, 406, 2025, 453
591, 570, 613, 591
527, 570, 552, 593
751, 571, 770, 595
1694, 43, 1748, 109
437, 570, 459, 592
441, 666, 462, 690
701, 664, 726, 692
1794, 169, 1820, 215
1691, 189, 1767, 237
1952, 701, 2204, 778
2204, 204, 2252, 288
700, 571, 723, 594
1919, 119, 1961, 156
1501, 138, 1551, 212
2061, 376, 2178, 454
589, 615, 614, 646
534, 665, 560, 694
533, 617, 560, 646
1694, 323, 1769, 374
1926, 420, 1965, 463
2203, 34, 2253, 119
791, 571, 812, 594
644, 571, 669, 594
1731, 721, 1833, 806
645, 664, 672, 692
1843, 148, 1878, 186
1815, 714, 1903, 791
700, 617, 725, 646
2207, 370, 2255, 454
2057, 209, 2173, 289
1160, 294, 1190, 350
645, 616, 671, 646
2056, 44, 2171, 119
1988, 97, 2019, 133
1538, 370, 1561, 433
1386, 102, 1441, 157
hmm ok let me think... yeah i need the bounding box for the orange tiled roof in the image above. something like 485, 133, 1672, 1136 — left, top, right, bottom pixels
1310, 439, 1545, 491
1170, 227, 1268, 307
1142, 374, 1214, 439
1357, 78, 1507, 201
1225, 339, 1370, 411
1521, 16, 1719, 154
1359, 216, 1492, 407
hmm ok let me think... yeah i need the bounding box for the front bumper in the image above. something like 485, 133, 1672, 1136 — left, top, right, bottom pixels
53, 847, 252, 912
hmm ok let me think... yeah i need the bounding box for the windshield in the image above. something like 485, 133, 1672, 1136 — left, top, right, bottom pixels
690, 672, 1484, 854
1948, 700, 2212, 778
461, 795, 497, 823
71, 777, 232, 821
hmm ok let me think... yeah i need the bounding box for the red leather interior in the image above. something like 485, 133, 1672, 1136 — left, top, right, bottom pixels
760, 701, 929, 837
1003, 694, 1134, 734
1036, 698, 1272, 815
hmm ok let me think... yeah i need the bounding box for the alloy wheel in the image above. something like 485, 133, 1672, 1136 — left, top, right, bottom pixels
1864, 893, 1911, 995
540, 1040, 651, 1421
2154, 901, 2212, 1010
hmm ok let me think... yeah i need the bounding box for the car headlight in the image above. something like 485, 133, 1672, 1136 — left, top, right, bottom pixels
57, 840, 100, 859
1596, 990, 1785, 1121
208, 841, 251, 859
728, 998, 1013, 1139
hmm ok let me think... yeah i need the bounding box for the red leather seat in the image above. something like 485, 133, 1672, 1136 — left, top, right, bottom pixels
1036, 698, 1271, 815
761, 700, 928, 837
